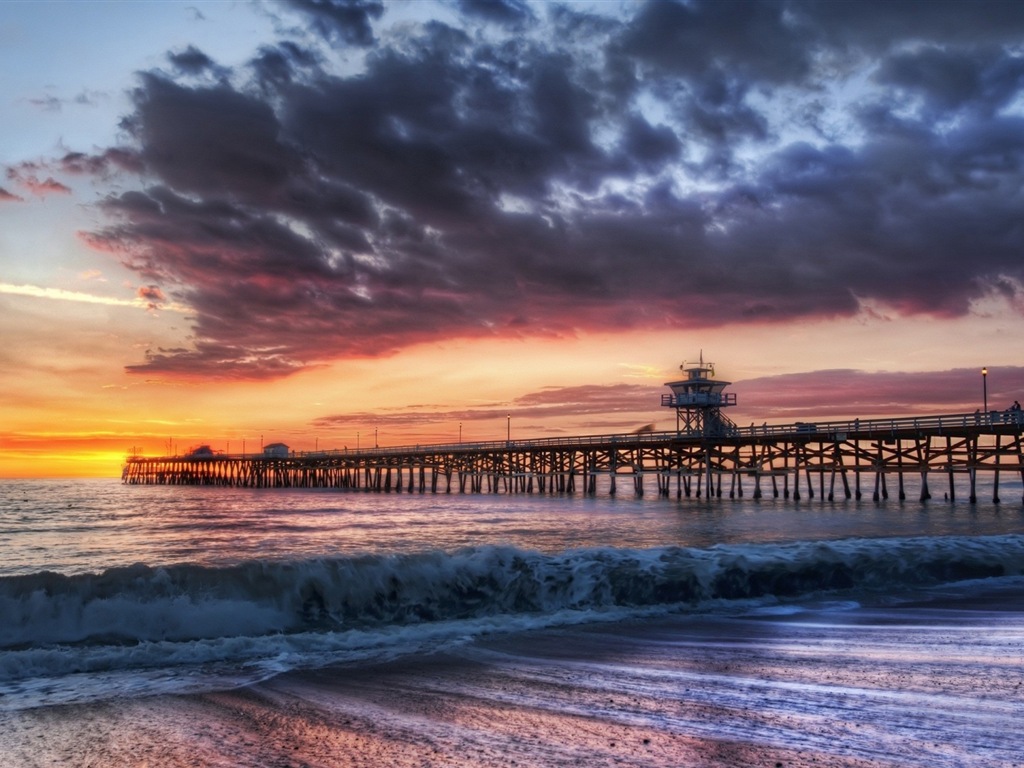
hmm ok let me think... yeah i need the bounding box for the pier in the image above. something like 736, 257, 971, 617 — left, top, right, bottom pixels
123, 359, 1024, 503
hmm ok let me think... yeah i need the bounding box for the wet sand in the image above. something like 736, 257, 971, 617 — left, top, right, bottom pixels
0, 651, 871, 768
4, 590, 1023, 768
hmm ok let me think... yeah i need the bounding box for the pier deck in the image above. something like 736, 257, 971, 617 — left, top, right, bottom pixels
123, 411, 1024, 503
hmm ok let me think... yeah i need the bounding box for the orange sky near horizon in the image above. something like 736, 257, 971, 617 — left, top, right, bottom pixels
3, 291, 1021, 479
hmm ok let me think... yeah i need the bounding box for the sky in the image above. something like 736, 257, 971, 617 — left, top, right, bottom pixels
2, 0, 1024, 477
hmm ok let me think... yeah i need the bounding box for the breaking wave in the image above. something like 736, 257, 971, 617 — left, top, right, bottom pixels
2, 534, 1023, 700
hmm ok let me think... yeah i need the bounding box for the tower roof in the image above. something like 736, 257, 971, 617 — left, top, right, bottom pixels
662, 354, 736, 410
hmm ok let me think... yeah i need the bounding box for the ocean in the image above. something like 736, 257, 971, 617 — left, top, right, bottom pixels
1, 478, 1023, 767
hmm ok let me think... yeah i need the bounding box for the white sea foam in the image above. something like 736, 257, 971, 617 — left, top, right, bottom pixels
1, 534, 1023, 710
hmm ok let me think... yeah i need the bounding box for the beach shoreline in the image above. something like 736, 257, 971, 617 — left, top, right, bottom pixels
4, 584, 1022, 768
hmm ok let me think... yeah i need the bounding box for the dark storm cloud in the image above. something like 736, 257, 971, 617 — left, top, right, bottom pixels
792, 0, 1024, 51
456, 0, 536, 27
619, 116, 682, 169
874, 46, 1024, 118
282, 0, 384, 46
81, 0, 1024, 378
122, 73, 297, 198
167, 45, 219, 75
251, 42, 322, 88
613, 0, 813, 85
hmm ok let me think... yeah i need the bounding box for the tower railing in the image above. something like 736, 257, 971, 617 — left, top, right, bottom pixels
661, 393, 737, 408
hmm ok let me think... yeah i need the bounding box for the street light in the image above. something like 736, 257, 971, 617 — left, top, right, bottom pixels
982, 367, 988, 416
507, 413, 511, 443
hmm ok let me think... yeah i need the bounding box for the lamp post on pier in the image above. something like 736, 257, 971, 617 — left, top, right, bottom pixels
982, 367, 988, 417
507, 413, 511, 443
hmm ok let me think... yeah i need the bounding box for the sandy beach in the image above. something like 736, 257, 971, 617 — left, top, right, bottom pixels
5, 590, 1022, 768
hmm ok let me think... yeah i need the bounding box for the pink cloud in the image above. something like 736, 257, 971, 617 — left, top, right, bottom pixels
731, 367, 1024, 421
312, 383, 663, 437
6, 166, 71, 197
137, 285, 166, 302
23, 176, 71, 196
137, 284, 167, 311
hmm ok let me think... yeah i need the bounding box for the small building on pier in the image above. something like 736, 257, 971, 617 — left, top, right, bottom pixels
661, 353, 738, 437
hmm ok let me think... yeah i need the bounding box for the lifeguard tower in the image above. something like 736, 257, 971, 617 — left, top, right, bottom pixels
662, 353, 738, 437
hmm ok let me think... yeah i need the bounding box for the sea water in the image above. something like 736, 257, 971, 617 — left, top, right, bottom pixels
1, 478, 1023, 767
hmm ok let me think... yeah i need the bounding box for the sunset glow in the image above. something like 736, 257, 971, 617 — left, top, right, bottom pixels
3, 1, 1024, 478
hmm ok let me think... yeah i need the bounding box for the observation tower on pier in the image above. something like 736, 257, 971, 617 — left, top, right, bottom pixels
661, 353, 738, 437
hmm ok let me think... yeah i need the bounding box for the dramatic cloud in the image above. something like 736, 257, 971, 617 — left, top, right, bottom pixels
0, 187, 22, 202
80, 0, 1024, 378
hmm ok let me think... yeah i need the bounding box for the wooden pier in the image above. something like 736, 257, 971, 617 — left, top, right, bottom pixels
123, 411, 1024, 503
